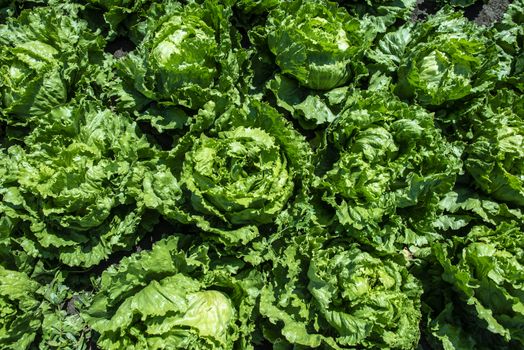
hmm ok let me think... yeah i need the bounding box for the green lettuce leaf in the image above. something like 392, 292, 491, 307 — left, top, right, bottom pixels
266, 73, 348, 130
83, 235, 263, 350
394, 7, 506, 107
315, 89, 461, 251
259, 233, 422, 349
0, 5, 105, 128
153, 99, 312, 247
0, 265, 42, 349
432, 186, 523, 233
265, 0, 374, 90
0, 100, 162, 267
339, 0, 417, 34
234, 0, 278, 14
465, 89, 524, 207
494, 0, 524, 92
84, 0, 154, 34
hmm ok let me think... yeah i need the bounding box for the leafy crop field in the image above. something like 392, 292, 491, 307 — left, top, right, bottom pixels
0, 0, 523, 349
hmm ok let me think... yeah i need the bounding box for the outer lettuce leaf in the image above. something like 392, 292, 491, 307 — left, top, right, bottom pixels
340, 0, 417, 34
315, 89, 461, 251
0, 0, 61, 23
0, 5, 105, 127
0, 265, 90, 350
83, 235, 262, 350
267, 73, 348, 130
429, 223, 524, 348
464, 89, 524, 207
265, 0, 374, 90
392, 7, 506, 107
367, 24, 414, 73
0, 209, 36, 272
426, 303, 480, 350
234, 0, 278, 14
0, 100, 163, 267
433, 186, 523, 233
259, 233, 422, 349
152, 99, 312, 247
0, 266, 41, 349
83, 0, 154, 34
494, 0, 524, 92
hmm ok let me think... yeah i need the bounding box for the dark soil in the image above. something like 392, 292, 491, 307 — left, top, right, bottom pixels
412, 0, 510, 25
464, 1, 486, 20
105, 36, 136, 58
473, 0, 510, 25
411, 0, 441, 22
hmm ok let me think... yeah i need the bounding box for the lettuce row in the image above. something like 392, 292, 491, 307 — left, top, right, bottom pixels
0, 1, 522, 349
